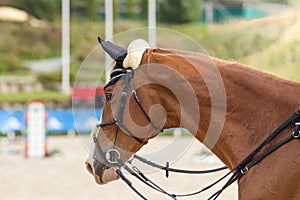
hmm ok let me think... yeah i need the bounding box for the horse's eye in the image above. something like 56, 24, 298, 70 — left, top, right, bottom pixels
105, 92, 113, 102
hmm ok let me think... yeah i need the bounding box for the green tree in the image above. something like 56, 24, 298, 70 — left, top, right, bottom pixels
126, 0, 136, 19
160, 0, 203, 24
21, 0, 60, 21
113, 0, 119, 20
264, 0, 289, 4
140, 0, 148, 19
86, 0, 97, 20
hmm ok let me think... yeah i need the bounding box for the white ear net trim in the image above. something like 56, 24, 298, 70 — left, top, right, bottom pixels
123, 39, 150, 69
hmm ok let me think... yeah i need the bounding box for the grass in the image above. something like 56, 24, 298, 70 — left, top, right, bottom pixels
239, 13, 300, 81
0, 7, 300, 105
0, 90, 69, 104
73, 14, 300, 82
1, 14, 298, 66
177, 14, 300, 82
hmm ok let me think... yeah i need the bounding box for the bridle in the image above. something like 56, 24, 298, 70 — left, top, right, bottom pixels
92, 67, 160, 167
92, 67, 300, 199
97, 68, 159, 145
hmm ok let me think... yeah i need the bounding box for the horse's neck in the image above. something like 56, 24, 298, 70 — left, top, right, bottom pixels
144, 49, 300, 168
195, 58, 300, 168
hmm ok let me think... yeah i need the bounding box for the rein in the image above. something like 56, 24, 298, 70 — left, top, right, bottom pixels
93, 67, 300, 199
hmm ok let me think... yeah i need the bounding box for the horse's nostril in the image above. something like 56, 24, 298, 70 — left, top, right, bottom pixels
85, 162, 94, 175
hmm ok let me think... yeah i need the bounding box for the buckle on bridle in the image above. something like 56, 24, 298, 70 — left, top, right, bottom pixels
293, 122, 300, 138
292, 131, 300, 138
106, 149, 121, 164
240, 166, 248, 174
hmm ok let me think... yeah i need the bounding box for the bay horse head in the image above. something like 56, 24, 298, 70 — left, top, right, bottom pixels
85, 37, 173, 184
85, 36, 227, 185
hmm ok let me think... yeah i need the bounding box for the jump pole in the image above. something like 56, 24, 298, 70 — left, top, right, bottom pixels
105, 0, 113, 83
24, 100, 48, 158
62, 0, 70, 94
148, 0, 156, 47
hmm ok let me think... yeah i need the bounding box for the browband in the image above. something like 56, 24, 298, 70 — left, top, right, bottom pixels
103, 65, 131, 90
104, 74, 126, 90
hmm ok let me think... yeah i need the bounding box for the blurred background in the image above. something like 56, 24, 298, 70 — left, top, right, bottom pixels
0, 0, 299, 199
0, 0, 299, 110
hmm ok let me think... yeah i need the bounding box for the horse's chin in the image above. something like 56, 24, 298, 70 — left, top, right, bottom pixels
94, 168, 119, 185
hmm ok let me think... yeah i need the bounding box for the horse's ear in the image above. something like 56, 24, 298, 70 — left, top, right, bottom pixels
98, 36, 127, 63
123, 39, 150, 69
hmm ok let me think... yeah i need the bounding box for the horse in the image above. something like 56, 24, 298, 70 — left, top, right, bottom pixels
85, 37, 300, 200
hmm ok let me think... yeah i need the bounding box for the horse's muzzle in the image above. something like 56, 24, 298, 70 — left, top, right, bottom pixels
85, 156, 119, 185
